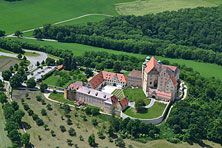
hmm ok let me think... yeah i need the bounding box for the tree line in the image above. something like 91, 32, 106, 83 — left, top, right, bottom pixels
32, 6, 222, 65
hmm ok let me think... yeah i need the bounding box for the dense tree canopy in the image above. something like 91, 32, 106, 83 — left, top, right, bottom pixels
33, 6, 222, 65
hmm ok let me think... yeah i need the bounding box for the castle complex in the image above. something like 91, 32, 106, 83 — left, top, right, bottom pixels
64, 56, 180, 113
142, 56, 180, 102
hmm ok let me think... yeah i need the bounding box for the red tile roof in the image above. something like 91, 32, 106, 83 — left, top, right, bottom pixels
69, 81, 84, 90
119, 98, 128, 107
163, 65, 177, 71
145, 57, 158, 73
128, 69, 142, 78
149, 89, 172, 100
89, 71, 104, 89
57, 65, 63, 70
171, 77, 178, 86
89, 71, 127, 89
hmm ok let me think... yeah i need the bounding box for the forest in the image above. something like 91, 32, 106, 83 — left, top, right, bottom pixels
33, 6, 222, 65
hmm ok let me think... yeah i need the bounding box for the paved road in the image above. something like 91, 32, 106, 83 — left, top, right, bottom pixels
0, 49, 48, 72
128, 98, 155, 109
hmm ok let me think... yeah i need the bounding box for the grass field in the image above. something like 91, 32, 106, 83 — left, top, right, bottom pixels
124, 88, 146, 101
124, 102, 166, 119
0, 0, 133, 34
12, 38, 222, 80
0, 105, 12, 148
0, 56, 20, 72
24, 51, 40, 57
116, 0, 221, 16
0, 48, 14, 54
49, 93, 75, 105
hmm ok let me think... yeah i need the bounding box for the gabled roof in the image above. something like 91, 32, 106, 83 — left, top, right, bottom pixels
57, 65, 63, 70
128, 69, 142, 78
89, 71, 127, 89
145, 57, 158, 73
171, 77, 178, 86
119, 98, 128, 107
162, 65, 177, 71
89, 71, 104, 89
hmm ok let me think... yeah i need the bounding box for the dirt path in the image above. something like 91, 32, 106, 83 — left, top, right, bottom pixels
6, 13, 112, 37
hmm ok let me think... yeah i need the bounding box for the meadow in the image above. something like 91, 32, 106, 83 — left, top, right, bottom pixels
12, 38, 222, 80
115, 0, 221, 16
0, 0, 133, 34
124, 88, 146, 101
10, 90, 221, 148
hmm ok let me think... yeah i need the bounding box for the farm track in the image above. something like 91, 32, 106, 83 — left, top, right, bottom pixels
6, 13, 113, 37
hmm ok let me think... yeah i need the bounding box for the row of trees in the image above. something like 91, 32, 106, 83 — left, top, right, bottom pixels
0, 93, 30, 148
0, 39, 23, 53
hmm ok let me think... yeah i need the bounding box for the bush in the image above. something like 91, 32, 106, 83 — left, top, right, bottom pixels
27, 109, 34, 116
68, 128, 76, 136
32, 114, 39, 120
41, 99, 46, 105
60, 125, 66, 132
167, 137, 181, 143
50, 130, 56, 137
41, 109, 47, 116
79, 135, 84, 141
97, 130, 105, 139
36, 95, 42, 101
36, 118, 44, 126
23, 104, 30, 111
66, 118, 72, 125
91, 118, 98, 126
47, 104, 52, 110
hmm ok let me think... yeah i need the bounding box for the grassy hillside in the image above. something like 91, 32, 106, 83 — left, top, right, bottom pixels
115, 0, 221, 16
12, 38, 222, 80
0, 0, 133, 34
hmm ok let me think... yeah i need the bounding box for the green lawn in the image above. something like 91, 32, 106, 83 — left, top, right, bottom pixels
49, 93, 75, 105
0, 48, 14, 54
124, 88, 146, 101
116, 0, 221, 16
124, 102, 166, 119
11, 38, 222, 80
0, 0, 133, 34
0, 105, 12, 148
112, 89, 125, 99
44, 75, 73, 88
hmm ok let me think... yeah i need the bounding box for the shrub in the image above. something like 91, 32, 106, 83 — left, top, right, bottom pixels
97, 130, 105, 139
47, 104, 52, 110
67, 139, 72, 146
50, 130, 55, 137
88, 134, 96, 146
66, 118, 72, 125
32, 114, 39, 120
41, 109, 47, 116
44, 124, 49, 131
23, 104, 30, 111
41, 99, 46, 105
80, 135, 84, 141
68, 128, 76, 136
36, 95, 42, 101
36, 118, 44, 126
27, 109, 34, 116
91, 118, 98, 126
60, 125, 66, 132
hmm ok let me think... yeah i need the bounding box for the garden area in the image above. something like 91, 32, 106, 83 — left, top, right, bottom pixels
49, 92, 75, 105
123, 88, 146, 101
44, 69, 87, 88
124, 102, 167, 119
112, 89, 125, 99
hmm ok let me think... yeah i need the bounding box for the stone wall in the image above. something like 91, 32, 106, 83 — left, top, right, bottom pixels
120, 102, 171, 125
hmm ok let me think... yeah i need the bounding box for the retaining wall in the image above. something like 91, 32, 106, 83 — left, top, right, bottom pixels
121, 102, 172, 125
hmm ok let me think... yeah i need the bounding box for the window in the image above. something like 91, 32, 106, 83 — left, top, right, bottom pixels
150, 82, 152, 85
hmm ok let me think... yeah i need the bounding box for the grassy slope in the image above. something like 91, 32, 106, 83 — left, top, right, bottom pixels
0, 105, 12, 148
124, 102, 166, 119
124, 88, 146, 101
0, 0, 133, 34
11, 38, 222, 80
116, 0, 221, 16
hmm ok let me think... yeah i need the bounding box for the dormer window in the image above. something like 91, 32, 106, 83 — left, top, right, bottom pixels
95, 92, 98, 96
104, 95, 106, 98
88, 91, 90, 94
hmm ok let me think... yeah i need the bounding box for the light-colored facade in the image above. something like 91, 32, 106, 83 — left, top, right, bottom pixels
127, 69, 142, 87
65, 82, 128, 114
142, 56, 180, 102
87, 71, 127, 90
